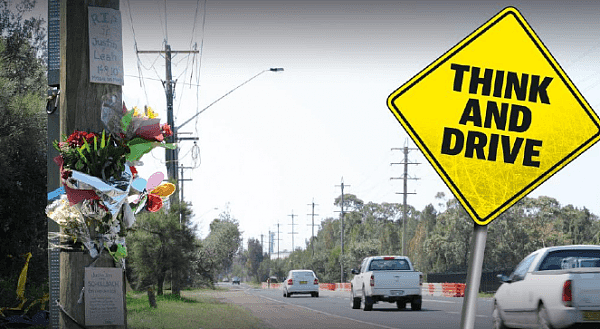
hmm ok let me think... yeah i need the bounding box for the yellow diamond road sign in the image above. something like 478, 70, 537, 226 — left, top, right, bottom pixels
387, 7, 600, 226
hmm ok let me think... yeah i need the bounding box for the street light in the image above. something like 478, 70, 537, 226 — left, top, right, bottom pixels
176, 67, 284, 130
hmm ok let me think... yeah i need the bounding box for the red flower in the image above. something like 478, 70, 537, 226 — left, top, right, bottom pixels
129, 166, 138, 177
66, 130, 97, 148
146, 194, 163, 212
61, 170, 72, 180
161, 124, 173, 138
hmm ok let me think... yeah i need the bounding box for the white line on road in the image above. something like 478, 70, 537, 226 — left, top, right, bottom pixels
422, 299, 458, 304
251, 291, 399, 329
446, 311, 489, 318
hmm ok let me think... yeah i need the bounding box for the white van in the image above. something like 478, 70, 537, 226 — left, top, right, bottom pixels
282, 270, 319, 297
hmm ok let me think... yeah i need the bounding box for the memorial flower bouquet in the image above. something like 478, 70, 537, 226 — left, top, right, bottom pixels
46, 97, 176, 262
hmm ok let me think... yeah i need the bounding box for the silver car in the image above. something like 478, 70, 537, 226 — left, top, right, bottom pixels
282, 270, 319, 297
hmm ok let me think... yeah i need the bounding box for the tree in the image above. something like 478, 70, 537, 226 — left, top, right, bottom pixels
246, 238, 263, 282
202, 209, 242, 278
0, 0, 47, 309
127, 201, 197, 296
281, 192, 600, 285
334, 193, 364, 212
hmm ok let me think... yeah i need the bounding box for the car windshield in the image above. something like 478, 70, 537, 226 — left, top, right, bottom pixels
368, 259, 410, 271
538, 249, 600, 270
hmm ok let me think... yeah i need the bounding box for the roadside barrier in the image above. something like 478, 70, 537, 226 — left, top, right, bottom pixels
423, 283, 465, 297
335, 283, 351, 291
261, 281, 465, 297
319, 283, 336, 291
261, 282, 282, 289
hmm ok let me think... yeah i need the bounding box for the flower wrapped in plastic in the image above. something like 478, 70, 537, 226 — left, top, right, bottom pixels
46, 95, 177, 262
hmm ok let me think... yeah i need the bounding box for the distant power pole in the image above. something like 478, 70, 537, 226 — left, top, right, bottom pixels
178, 165, 193, 203
288, 210, 298, 251
276, 222, 282, 259
307, 199, 319, 256
391, 139, 420, 256
335, 177, 350, 282
268, 230, 272, 258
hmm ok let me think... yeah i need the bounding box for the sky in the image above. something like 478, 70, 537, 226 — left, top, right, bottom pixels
36, 1, 600, 253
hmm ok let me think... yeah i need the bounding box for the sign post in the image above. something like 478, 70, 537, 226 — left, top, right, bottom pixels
387, 7, 600, 328
460, 224, 487, 329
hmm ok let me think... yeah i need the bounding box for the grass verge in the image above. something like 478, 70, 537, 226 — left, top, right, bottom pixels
127, 289, 266, 329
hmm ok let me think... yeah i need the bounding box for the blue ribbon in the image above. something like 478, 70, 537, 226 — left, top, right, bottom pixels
47, 186, 65, 201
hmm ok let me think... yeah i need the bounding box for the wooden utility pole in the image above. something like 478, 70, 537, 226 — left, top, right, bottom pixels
335, 178, 349, 282
58, 1, 125, 328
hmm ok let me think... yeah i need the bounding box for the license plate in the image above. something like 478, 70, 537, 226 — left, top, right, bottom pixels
300, 281, 307, 284
391, 290, 404, 296
583, 311, 600, 321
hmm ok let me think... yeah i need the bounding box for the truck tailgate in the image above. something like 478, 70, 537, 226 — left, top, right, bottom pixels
374, 271, 420, 289
572, 270, 600, 309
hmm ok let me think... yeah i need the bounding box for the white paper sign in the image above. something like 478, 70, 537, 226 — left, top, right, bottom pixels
88, 6, 124, 85
85, 267, 124, 326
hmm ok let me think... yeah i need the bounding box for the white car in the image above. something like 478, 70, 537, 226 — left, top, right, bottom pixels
282, 270, 319, 297
493, 245, 600, 329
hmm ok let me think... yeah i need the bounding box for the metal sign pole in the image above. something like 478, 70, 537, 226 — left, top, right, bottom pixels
460, 223, 488, 329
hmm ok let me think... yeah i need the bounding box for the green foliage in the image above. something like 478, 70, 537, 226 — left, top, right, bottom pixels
127, 201, 197, 295
0, 0, 47, 305
245, 238, 263, 282
195, 209, 242, 283
55, 130, 128, 179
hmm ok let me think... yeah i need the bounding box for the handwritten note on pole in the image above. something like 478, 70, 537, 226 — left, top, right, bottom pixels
88, 6, 124, 85
85, 267, 124, 326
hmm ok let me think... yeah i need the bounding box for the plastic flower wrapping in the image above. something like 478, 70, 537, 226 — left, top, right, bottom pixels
46, 94, 177, 266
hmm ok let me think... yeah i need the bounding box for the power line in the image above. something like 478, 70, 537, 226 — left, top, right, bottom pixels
124, 74, 203, 87
124, 0, 150, 105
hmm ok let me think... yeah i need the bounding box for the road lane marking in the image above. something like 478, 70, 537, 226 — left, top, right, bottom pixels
446, 311, 489, 318
423, 299, 458, 304
250, 292, 399, 329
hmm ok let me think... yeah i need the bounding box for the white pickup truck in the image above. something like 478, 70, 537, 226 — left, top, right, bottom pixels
493, 245, 600, 329
350, 255, 423, 311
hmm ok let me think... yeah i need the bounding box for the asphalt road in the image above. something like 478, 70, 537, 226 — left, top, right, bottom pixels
214, 283, 494, 329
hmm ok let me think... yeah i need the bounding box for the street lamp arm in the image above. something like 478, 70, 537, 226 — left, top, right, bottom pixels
176, 68, 284, 130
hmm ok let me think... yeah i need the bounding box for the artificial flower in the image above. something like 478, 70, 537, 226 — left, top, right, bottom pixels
129, 165, 138, 177
146, 193, 163, 212
161, 123, 173, 138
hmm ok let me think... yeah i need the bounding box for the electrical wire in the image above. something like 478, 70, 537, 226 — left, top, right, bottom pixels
193, 0, 208, 133
124, 0, 150, 105
178, 0, 207, 169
